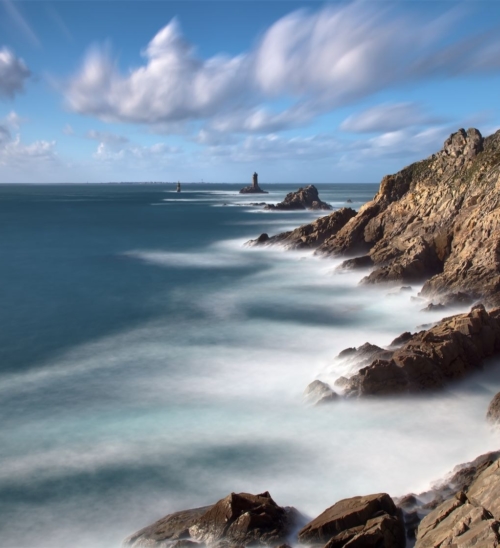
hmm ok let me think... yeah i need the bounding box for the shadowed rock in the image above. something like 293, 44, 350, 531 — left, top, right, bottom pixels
246, 208, 356, 250
336, 304, 500, 397
303, 380, 338, 405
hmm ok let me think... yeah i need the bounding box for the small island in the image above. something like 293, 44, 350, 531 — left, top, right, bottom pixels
239, 172, 268, 194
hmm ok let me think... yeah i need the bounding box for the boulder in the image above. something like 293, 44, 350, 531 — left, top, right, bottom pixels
124, 492, 300, 548
336, 255, 373, 271
265, 185, 331, 211
298, 493, 405, 548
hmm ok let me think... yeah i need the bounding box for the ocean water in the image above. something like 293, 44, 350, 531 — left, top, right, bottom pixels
1, 183, 499, 548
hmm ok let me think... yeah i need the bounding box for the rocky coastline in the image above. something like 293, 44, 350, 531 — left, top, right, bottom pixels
126, 130, 500, 548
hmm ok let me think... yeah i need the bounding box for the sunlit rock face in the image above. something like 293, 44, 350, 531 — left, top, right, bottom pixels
310, 128, 500, 305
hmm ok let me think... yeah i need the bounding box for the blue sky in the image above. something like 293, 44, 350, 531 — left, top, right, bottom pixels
1, 0, 500, 183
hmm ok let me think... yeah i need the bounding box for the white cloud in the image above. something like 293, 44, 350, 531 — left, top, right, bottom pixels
1, 0, 41, 48
0, 47, 31, 98
340, 103, 443, 133
0, 135, 56, 167
64, 4, 500, 134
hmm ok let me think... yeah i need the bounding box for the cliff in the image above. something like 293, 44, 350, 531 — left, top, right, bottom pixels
252, 128, 500, 305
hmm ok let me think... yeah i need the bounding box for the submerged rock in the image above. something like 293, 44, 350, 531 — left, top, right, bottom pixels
265, 185, 331, 211
124, 492, 301, 548
298, 493, 405, 548
303, 380, 338, 405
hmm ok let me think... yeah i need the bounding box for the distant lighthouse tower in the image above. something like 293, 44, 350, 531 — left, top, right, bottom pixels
252, 172, 258, 190
177, 181, 181, 192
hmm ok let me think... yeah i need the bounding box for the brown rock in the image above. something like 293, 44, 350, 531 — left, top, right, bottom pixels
265, 185, 331, 211
125, 492, 299, 548
339, 304, 500, 397
298, 493, 403, 546
124, 506, 212, 547
246, 208, 356, 249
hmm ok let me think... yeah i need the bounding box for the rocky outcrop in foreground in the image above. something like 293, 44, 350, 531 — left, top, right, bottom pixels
401, 452, 500, 547
265, 185, 331, 211
124, 491, 302, 548
125, 451, 500, 548
334, 304, 500, 397
247, 208, 356, 249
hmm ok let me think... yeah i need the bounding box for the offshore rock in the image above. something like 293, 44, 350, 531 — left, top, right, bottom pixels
298, 493, 405, 548
337, 304, 500, 397
265, 185, 331, 211
240, 172, 268, 194
124, 492, 301, 548
246, 208, 356, 249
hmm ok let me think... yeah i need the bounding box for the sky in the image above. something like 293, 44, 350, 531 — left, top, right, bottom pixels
1, 0, 500, 183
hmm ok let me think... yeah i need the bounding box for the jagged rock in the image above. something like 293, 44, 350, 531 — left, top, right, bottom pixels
335, 342, 393, 369
336, 255, 373, 271
265, 185, 331, 211
123, 506, 212, 547
395, 451, 500, 542
389, 332, 414, 348
292, 127, 500, 305
338, 304, 500, 397
415, 455, 500, 547
240, 172, 268, 194
487, 393, 500, 424
298, 493, 405, 548
246, 209, 356, 249
303, 380, 338, 405
125, 492, 300, 548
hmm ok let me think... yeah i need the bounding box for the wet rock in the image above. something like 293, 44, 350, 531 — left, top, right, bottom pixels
339, 304, 500, 397
336, 255, 373, 271
303, 380, 338, 405
487, 392, 500, 424
389, 332, 414, 348
265, 185, 331, 211
298, 493, 405, 548
125, 492, 299, 548
246, 209, 356, 249
346, 199, 353, 203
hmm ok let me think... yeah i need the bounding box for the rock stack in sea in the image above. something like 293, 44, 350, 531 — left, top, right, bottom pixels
239, 172, 268, 194
264, 185, 331, 211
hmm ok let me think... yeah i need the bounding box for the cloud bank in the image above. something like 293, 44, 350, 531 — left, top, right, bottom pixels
65, 3, 500, 134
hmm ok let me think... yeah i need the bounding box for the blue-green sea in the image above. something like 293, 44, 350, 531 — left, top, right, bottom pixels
1, 183, 499, 548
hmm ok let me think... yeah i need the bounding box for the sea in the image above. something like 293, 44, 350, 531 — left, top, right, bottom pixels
1, 183, 499, 548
